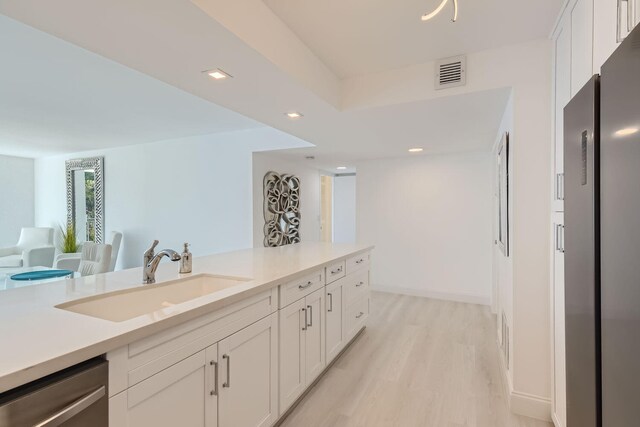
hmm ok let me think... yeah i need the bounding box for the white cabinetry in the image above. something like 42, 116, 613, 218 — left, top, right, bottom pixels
553, 11, 571, 213
109, 347, 216, 427
325, 278, 345, 362
109, 289, 278, 427
594, 0, 640, 72
218, 314, 278, 427
551, 212, 566, 427
278, 287, 325, 414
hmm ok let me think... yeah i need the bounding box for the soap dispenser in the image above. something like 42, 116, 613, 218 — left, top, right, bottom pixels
180, 242, 192, 274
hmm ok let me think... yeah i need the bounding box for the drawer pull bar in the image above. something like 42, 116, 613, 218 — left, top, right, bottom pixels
34, 386, 105, 427
328, 293, 333, 312
356, 311, 364, 319
355, 259, 364, 264
299, 281, 313, 290
356, 281, 364, 287
330, 266, 343, 275
222, 354, 230, 388
302, 308, 307, 331
307, 305, 313, 327
210, 360, 218, 396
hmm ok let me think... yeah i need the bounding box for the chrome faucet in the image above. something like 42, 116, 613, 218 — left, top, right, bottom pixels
143, 240, 181, 284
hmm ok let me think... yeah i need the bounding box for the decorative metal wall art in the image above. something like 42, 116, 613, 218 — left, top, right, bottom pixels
263, 171, 301, 247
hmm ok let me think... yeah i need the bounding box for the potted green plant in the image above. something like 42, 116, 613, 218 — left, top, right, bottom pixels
59, 224, 79, 254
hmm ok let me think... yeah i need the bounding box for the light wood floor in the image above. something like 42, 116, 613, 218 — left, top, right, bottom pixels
280, 292, 552, 427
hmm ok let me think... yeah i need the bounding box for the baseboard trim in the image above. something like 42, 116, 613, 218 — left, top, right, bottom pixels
496, 339, 552, 422
371, 285, 490, 306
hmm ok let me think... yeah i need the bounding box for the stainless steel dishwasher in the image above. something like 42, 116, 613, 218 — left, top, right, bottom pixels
0, 357, 107, 427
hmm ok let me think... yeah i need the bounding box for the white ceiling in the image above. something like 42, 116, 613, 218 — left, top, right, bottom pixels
0, 0, 554, 169
264, 0, 564, 77
0, 14, 262, 158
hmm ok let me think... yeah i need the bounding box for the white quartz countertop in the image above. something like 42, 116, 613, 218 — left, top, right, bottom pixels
0, 242, 372, 393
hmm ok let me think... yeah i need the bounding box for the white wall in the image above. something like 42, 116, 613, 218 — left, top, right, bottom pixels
357, 152, 493, 305
34, 128, 306, 269
252, 152, 321, 247
333, 175, 356, 243
0, 155, 34, 246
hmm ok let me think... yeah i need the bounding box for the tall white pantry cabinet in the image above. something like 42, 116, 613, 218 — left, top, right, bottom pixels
550, 0, 639, 425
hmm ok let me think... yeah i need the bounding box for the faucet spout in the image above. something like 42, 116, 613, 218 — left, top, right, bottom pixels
143, 244, 181, 284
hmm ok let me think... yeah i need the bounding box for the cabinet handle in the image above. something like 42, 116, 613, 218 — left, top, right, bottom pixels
627, 0, 634, 32
328, 292, 333, 312
330, 266, 343, 275
299, 280, 313, 290
34, 386, 105, 427
222, 354, 230, 388
210, 360, 218, 396
302, 308, 307, 331
307, 305, 313, 327
355, 258, 364, 264
356, 281, 364, 287
356, 311, 364, 319
556, 173, 564, 201
556, 224, 565, 253
618, 0, 629, 42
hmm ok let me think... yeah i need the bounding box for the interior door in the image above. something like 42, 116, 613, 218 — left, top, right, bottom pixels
325, 279, 344, 362
218, 313, 278, 427
304, 288, 326, 384
279, 298, 306, 414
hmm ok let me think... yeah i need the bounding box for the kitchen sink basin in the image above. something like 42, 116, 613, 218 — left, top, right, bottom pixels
56, 274, 252, 322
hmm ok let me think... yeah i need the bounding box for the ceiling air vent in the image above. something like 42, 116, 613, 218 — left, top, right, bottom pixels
435, 55, 466, 90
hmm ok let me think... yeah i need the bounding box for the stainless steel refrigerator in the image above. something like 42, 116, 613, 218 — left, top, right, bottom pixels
564, 23, 640, 427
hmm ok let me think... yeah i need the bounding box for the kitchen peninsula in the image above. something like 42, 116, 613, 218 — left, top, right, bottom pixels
0, 242, 372, 426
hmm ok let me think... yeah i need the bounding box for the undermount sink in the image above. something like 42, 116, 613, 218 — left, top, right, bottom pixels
56, 274, 252, 322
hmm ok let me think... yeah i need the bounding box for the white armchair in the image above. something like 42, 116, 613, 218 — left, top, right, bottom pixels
0, 227, 55, 268
54, 231, 122, 272
77, 242, 112, 277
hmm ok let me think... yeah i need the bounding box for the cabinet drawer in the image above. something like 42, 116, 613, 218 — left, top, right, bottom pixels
279, 269, 324, 308
346, 252, 370, 274
344, 270, 369, 305
345, 294, 369, 340
325, 260, 346, 284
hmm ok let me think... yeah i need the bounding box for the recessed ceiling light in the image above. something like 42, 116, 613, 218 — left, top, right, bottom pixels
286, 112, 304, 119
204, 68, 232, 80
614, 127, 639, 137
337, 166, 347, 170
408, 148, 424, 153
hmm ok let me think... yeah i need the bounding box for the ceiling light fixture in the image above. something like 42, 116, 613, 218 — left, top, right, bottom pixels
337, 166, 347, 170
204, 68, 232, 80
614, 127, 639, 137
421, 0, 458, 22
286, 112, 303, 119
408, 148, 424, 153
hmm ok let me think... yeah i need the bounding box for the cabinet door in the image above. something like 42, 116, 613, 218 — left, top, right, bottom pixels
552, 212, 566, 427
326, 279, 345, 363
109, 350, 214, 427
570, 0, 593, 96
553, 12, 572, 212
304, 288, 326, 384
279, 298, 306, 414
218, 313, 278, 427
